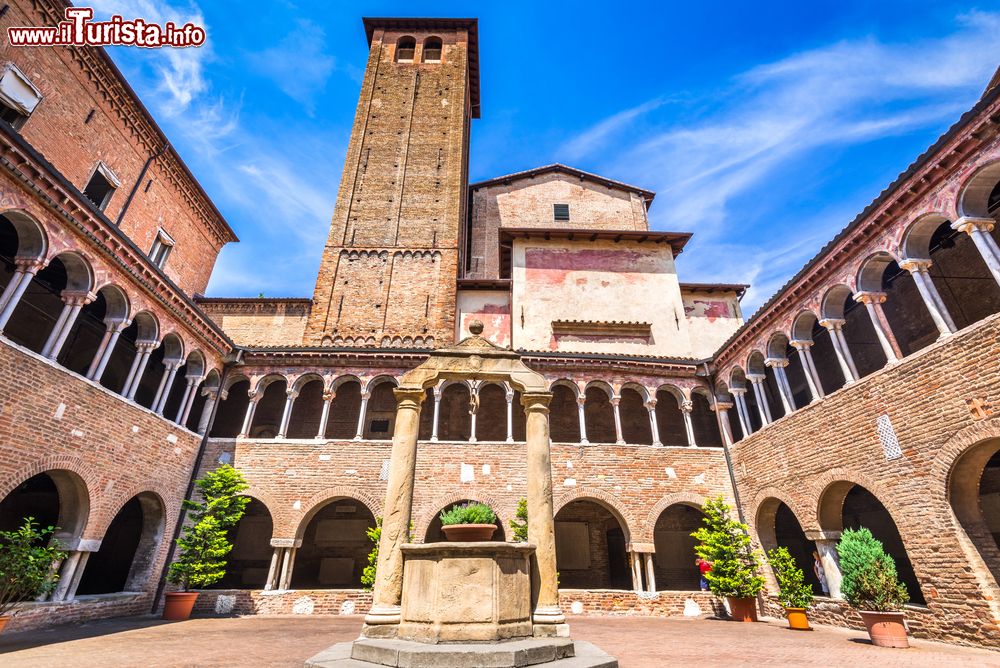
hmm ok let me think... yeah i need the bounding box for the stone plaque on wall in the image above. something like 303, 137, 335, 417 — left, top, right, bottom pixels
555, 521, 590, 569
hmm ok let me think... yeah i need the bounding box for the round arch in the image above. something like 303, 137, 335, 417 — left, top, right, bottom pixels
958, 158, 1000, 218
291, 495, 377, 589
0, 209, 48, 259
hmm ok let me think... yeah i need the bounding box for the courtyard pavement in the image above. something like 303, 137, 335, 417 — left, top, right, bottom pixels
0, 614, 997, 667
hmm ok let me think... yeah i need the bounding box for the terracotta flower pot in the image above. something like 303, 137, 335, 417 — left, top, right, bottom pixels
726, 596, 758, 622
441, 523, 497, 542
0, 615, 11, 634
859, 610, 908, 648
162, 592, 200, 621
785, 607, 810, 630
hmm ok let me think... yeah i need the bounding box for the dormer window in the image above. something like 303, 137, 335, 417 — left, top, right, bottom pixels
149, 228, 174, 269
422, 37, 442, 63
395, 36, 416, 63
0, 63, 42, 130
553, 203, 570, 222
83, 162, 120, 210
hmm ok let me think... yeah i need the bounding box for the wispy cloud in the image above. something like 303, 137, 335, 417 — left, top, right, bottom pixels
247, 19, 336, 115
564, 11, 1000, 313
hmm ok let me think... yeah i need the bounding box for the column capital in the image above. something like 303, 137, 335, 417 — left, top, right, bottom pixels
505, 391, 515, 402
644, 398, 657, 410
13, 256, 45, 273
61, 290, 95, 307
764, 357, 789, 368
680, 399, 693, 413
575, 394, 587, 407
609, 396, 621, 407
103, 317, 131, 332
745, 372, 766, 383
854, 290, 886, 305
898, 257, 932, 274
818, 317, 845, 331
247, 388, 260, 402
952, 216, 995, 235
135, 339, 159, 353
322, 390, 336, 402
522, 391, 552, 414
789, 339, 813, 350
360, 390, 372, 400
201, 386, 220, 399
713, 401, 733, 412
286, 388, 299, 399
391, 386, 425, 408
730, 387, 747, 396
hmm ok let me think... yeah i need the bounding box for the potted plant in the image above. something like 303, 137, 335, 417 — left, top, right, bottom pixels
439, 502, 497, 542
691, 496, 764, 622
0, 518, 67, 633
766, 546, 814, 630
837, 527, 909, 648
164, 464, 249, 621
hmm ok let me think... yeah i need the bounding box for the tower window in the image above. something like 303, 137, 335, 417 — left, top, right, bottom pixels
83, 162, 120, 211
396, 36, 416, 62
0, 63, 42, 131
149, 228, 174, 269
422, 37, 442, 63
553, 203, 570, 222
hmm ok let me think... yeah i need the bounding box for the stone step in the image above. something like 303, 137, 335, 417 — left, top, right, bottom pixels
304, 639, 617, 668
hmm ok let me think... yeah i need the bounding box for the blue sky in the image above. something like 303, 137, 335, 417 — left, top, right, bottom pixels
91, 1, 1000, 314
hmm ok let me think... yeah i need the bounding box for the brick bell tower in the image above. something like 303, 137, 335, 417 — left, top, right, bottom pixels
304, 18, 480, 347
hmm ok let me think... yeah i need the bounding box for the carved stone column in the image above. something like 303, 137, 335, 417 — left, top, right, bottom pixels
277, 388, 298, 439
576, 394, 589, 445
899, 258, 957, 336
747, 373, 772, 425
953, 216, 1000, 287
354, 390, 371, 440
0, 258, 43, 332
41, 291, 93, 360
152, 360, 181, 415
819, 318, 859, 383
123, 340, 158, 400
86, 318, 129, 381
680, 399, 697, 447
645, 399, 661, 446
764, 357, 795, 414
714, 401, 735, 447
730, 388, 752, 436
789, 339, 823, 402
316, 390, 334, 439
610, 395, 625, 444
854, 291, 901, 363
430, 384, 442, 442
239, 390, 259, 438
805, 530, 843, 599
505, 389, 515, 443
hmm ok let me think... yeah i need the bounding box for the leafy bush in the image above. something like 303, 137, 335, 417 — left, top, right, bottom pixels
691, 496, 764, 599
510, 498, 528, 542
766, 546, 813, 609
837, 527, 908, 612
0, 518, 67, 617
167, 465, 249, 591
439, 502, 496, 526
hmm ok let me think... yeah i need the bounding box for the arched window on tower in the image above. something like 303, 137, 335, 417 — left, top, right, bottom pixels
422, 37, 442, 62
395, 36, 416, 63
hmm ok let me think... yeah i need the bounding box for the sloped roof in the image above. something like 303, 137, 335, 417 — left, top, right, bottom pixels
470, 163, 656, 204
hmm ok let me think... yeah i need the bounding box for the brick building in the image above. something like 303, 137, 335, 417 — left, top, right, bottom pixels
1, 5, 1000, 650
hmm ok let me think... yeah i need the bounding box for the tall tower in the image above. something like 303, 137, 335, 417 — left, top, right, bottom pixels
305, 18, 479, 347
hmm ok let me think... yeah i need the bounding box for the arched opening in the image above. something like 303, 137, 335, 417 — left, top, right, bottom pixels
476, 383, 509, 442
77, 492, 164, 595
959, 160, 1000, 221
770, 333, 810, 409
438, 382, 471, 441
690, 391, 722, 448
820, 482, 924, 604
0, 470, 89, 547
583, 385, 615, 443
655, 387, 687, 446
57, 284, 129, 378
212, 498, 273, 589
292, 498, 376, 589
619, 386, 652, 445
249, 377, 287, 438
363, 380, 397, 440
103, 311, 157, 395
287, 378, 324, 439
555, 499, 630, 589
824, 285, 887, 378
0, 212, 46, 304
395, 36, 416, 62
730, 368, 762, 434
210, 378, 250, 438
422, 36, 442, 62
325, 379, 362, 439
748, 351, 783, 421
162, 357, 196, 423
948, 438, 1000, 585
424, 500, 506, 543
792, 310, 845, 394
717, 385, 744, 441
133, 333, 183, 410
4, 253, 91, 354
756, 499, 822, 595
652, 504, 704, 590
187, 369, 219, 432
548, 383, 579, 443
859, 252, 937, 356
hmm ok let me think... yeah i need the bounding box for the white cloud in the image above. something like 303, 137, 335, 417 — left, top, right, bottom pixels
248, 20, 336, 114
559, 98, 665, 162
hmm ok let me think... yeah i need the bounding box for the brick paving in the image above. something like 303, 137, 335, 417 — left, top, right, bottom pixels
1, 615, 998, 667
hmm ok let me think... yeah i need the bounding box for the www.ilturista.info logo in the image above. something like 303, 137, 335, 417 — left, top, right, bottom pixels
7, 7, 205, 48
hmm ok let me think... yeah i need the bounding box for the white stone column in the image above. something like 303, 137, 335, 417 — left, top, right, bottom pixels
576, 394, 589, 445
86, 319, 128, 382
197, 388, 219, 435
644, 552, 657, 593
264, 547, 282, 591
680, 399, 697, 447
174, 376, 197, 424
51, 547, 96, 602
505, 390, 515, 443
899, 258, 957, 336
789, 340, 823, 402
765, 358, 795, 414
715, 401, 735, 447
179, 376, 203, 426
806, 530, 843, 599
430, 385, 442, 442
610, 396, 625, 444
953, 216, 1000, 287
354, 390, 371, 440
630, 551, 643, 592
279, 547, 297, 589
152, 360, 180, 415
0, 258, 42, 333
239, 391, 259, 438
747, 373, 772, 425
646, 399, 661, 447
819, 318, 859, 383
316, 390, 334, 439
41, 292, 92, 360
276, 388, 298, 439
854, 291, 900, 363
730, 388, 752, 436
123, 341, 157, 400
469, 383, 479, 443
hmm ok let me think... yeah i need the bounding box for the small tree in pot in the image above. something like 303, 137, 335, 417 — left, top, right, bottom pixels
837, 527, 909, 648
164, 465, 249, 621
766, 546, 814, 630
439, 502, 497, 542
691, 496, 764, 622
0, 518, 67, 633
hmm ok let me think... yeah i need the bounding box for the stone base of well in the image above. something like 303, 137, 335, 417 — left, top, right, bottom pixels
304, 638, 618, 668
